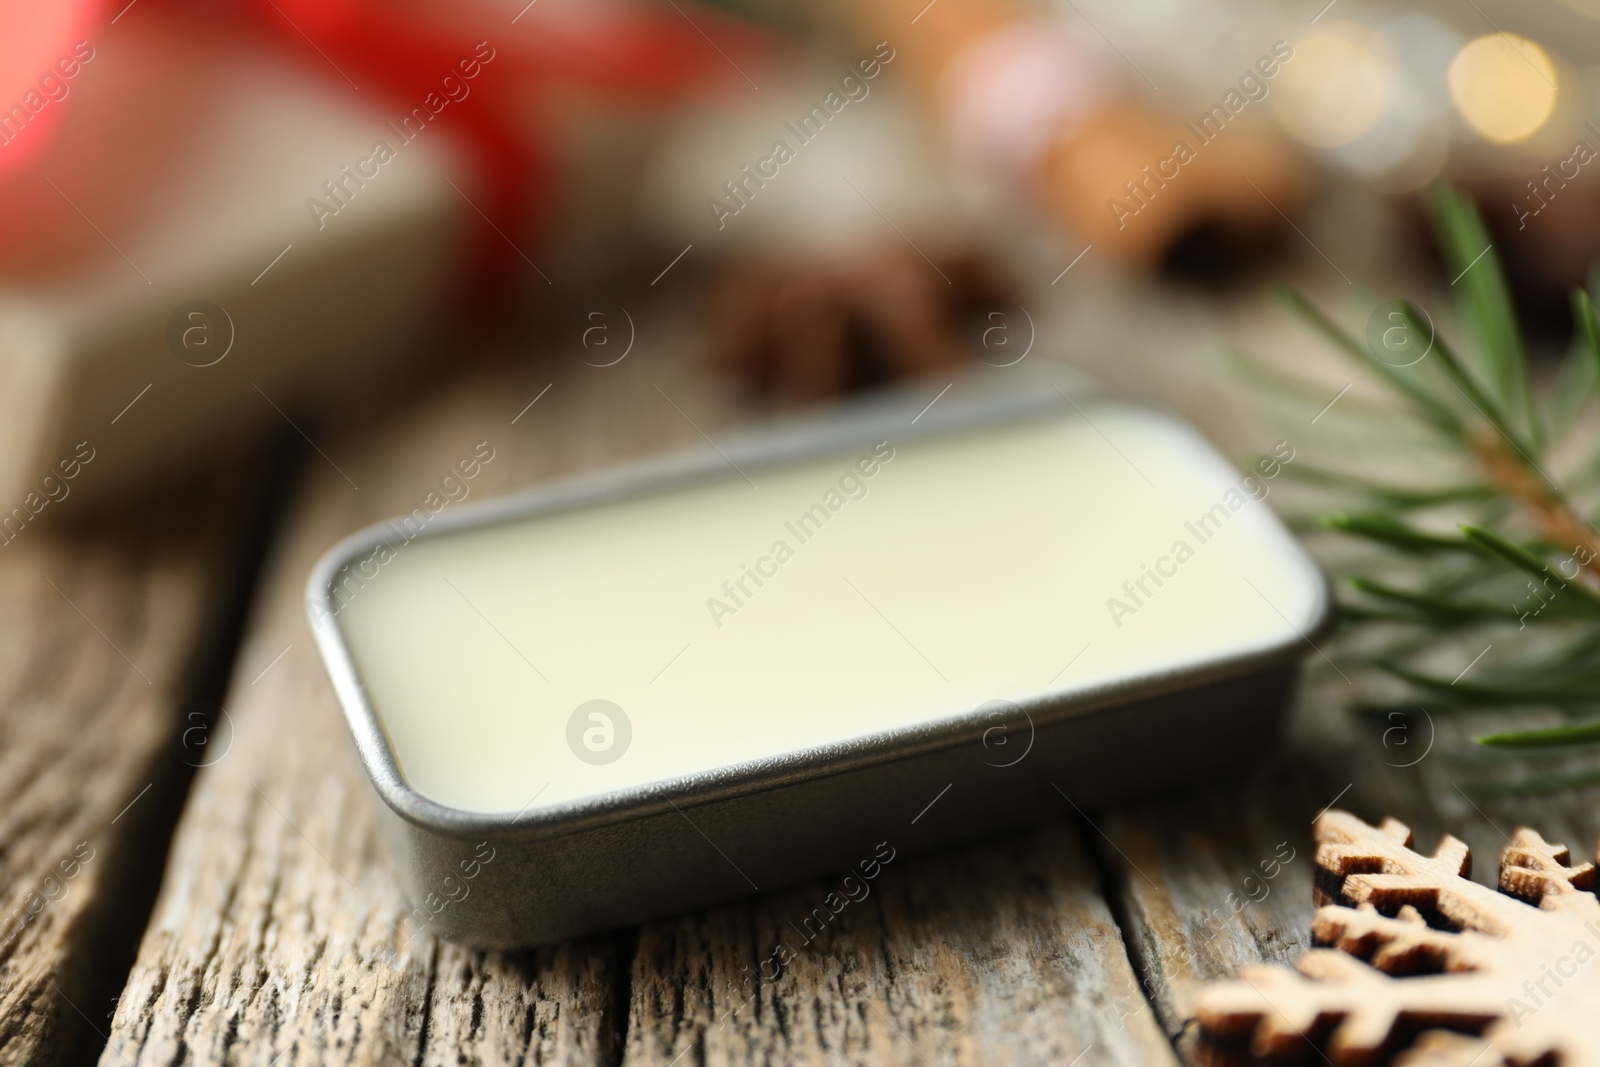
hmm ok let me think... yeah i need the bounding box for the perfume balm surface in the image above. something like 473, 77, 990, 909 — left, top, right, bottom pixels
330, 397, 1320, 817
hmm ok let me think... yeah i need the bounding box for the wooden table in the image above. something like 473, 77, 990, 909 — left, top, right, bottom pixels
3, 274, 1592, 1066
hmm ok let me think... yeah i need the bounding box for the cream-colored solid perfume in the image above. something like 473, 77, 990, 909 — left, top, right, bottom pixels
310, 375, 1326, 947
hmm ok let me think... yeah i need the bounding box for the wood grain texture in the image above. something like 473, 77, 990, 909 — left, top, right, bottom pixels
1089, 664, 1600, 1062
0, 516, 235, 1065
101, 306, 1183, 1065
99, 353, 674, 1067
93, 267, 1585, 1065
1037, 266, 1600, 1062
624, 823, 1175, 1067
1194, 811, 1600, 1064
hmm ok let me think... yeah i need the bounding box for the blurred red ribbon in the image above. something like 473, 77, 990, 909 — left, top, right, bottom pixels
2, 0, 771, 282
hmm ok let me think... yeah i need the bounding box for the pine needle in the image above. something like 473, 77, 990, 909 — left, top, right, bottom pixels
1263, 184, 1600, 771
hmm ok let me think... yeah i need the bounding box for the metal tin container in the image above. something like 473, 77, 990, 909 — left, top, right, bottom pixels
308, 372, 1329, 948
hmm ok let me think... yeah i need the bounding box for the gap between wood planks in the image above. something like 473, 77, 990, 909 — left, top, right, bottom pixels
1068, 812, 1184, 1061
59, 436, 302, 1067
600, 928, 636, 1067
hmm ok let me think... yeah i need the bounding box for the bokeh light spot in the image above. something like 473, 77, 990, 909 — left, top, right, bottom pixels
1273, 25, 1390, 149
1448, 33, 1557, 144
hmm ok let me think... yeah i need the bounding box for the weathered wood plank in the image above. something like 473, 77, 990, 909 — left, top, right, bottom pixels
0, 506, 243, 1065
1087, 704, 1360, 1052
1090, 637, 1600, 1063
101, 309, 770, 1066
1050, 265, 1600, 1062
1094, 675, 1600, 1062
98, 351, 679, 1066
103, 304, 1182, 1064
107, 264, 1527, 1066
624, 823, 1176, 1067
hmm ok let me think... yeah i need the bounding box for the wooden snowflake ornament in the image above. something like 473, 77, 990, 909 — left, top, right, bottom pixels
1194, 810, 1600, 1065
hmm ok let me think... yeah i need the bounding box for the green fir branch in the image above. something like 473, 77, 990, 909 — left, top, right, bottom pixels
1263, 184, 1600, 773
